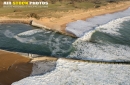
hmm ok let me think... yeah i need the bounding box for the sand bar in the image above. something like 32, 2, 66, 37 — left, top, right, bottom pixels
0, 50, 32, 85
39, 1, 130, 36
0, 1, 130, 37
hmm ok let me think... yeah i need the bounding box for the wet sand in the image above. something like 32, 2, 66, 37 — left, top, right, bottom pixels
40, 1, 130, 36
0, 1, 130, 85
0, 1, 130, 37
0, 50, 33, 85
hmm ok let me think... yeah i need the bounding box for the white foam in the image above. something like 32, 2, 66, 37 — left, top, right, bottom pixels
4, 30, 15, 38
17, 29, 44, 36
74, 15, 130, 44
66, 20, 95, 37
96, 16, 130, 36
67, 10, 130, 62
65, 7, 130, 37
14, 36, 44, 45
69, 40, 130, 61
31, 61, 56, 76
14, 29, 52, 45
48, 37, 73, 56
79, 30, 96, 41
12, 58, 130, 85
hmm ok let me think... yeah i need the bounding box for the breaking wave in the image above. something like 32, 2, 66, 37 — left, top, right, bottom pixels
79, 16, 130, 41
67, 15, 130, 61
66, 7, 130, 37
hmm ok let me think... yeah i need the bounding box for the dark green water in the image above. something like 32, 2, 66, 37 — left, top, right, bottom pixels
0, 23, 76, 57
91, 20, 130, 46
0, 16, 130, 61
68, 16, 130, 61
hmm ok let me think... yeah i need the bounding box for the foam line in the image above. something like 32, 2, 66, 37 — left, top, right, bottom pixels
66, 7, 130, 37
69, 16, 130, 61
96, 16, 130, 35
14, 36, 44, 45
4, 30, 15, 38
17, 29, 44, 36
74, 15, 130, 42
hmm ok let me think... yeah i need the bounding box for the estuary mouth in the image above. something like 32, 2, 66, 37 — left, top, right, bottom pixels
0, 23, 76, 58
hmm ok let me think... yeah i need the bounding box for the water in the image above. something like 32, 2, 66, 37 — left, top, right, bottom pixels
11, 8, 130, 85
68, 16, 130, 62
66, 7, 130, 37
0, 23, 75, 57
12, 18, 130, 84
1, 9, 130, 62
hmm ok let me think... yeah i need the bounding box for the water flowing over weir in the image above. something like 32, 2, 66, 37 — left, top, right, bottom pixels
67, 16, 130, 62
66, 7, 130, 37
62, 7, 130, 62
0, 23, 76, 57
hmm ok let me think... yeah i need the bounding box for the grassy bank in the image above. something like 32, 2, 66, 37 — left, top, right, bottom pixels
0, 0, 125, 18
0, 0, 130, 37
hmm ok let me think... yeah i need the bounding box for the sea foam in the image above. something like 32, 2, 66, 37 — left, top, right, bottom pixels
14, 36, 44, 45
96, 16, 130, 36
69, 41, 130, 61
67, 15, 130, 62
12, 58, 130, 85
79, 16, 130, 41
66, 7, 130, 37
17, 29, 44, 36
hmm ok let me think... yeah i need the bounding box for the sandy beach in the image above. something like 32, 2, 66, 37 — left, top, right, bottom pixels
0, 1, 130, 85
0, 1, 130, 37
38, 1, 130, 36
0, 50, 32, 85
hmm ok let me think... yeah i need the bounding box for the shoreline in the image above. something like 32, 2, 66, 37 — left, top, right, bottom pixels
0, 1, 130, 37
0, 1, 130, 84
39, 1, 130, 36
0, 19, 76, 37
